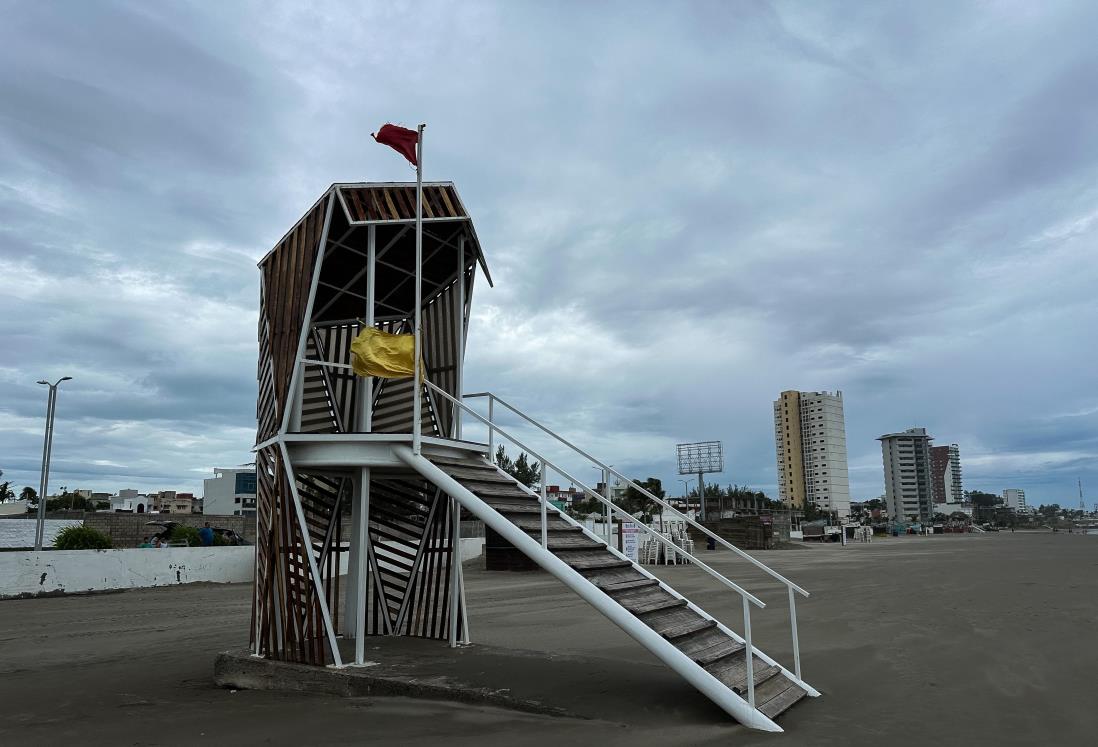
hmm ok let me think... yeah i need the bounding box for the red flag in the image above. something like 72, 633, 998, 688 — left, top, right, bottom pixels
372, 123, 419, 167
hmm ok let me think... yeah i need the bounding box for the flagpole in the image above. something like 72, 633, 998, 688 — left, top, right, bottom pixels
413, 123, 425, 456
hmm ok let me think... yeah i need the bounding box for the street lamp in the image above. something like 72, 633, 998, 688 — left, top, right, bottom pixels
34, 376, 72, 551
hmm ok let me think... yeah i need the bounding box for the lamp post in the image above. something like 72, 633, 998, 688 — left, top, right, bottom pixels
34, 376, 72, 551
678, 478, 695, 504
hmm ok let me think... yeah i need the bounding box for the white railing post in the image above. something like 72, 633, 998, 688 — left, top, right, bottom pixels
743, 596, 755, 709
487, 395, 494, 460
540, 463, 548, 549
789, 585, 801, 681
603, 467, 612, 545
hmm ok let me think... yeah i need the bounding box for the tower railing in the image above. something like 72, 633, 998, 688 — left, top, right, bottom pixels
422, 381, 811, 692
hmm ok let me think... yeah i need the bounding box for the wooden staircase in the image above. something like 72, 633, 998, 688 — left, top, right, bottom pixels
428, 454, 810, 723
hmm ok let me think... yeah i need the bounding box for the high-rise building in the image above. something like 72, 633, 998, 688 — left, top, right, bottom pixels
203, 468, 258, 517
879, 427, 934, 522
929, 444, 963, 505
1002, 488, 1026, 511
773, 390, 851, 518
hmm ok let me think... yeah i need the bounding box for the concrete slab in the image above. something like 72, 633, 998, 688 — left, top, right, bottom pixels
215, 635, 728, 724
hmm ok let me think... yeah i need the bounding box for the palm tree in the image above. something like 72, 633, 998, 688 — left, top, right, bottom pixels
21, 486, 37, 503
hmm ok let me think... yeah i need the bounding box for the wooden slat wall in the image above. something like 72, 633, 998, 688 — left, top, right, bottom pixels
250, 445, 330, 664
340, 185, 466, 223
257, 194, 331, 442
363, 478, 464, 641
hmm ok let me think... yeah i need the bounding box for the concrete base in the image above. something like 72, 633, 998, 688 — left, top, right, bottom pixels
214, 635, 719, 723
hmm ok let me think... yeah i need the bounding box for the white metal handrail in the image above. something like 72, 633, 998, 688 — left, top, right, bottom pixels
424, 380, 766, 708
463, 389, 808, 681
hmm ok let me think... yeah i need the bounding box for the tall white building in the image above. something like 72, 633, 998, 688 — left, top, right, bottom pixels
203, 468, 258, 517
879, 427, 934, 522
773, 390, 851, 518
1002, 488, 1027, 511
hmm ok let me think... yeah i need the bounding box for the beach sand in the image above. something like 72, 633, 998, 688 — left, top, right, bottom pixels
0, 531, 1094, 745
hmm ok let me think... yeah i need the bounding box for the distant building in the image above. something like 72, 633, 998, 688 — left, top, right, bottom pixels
545, 485, 585, 504
155, 491, 194, 514
930, 444, 963, 505
110, 492, 149, 512
1002, 488, 1027, 511
203, 468, 257, 517
879, 427, 934, 523
773, 390, 851, 518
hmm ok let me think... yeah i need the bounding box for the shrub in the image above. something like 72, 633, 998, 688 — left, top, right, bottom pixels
53, 525, 112, 550
168, 525, 202, 547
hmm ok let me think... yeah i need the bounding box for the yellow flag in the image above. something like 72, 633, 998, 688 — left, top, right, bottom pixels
350, 327, 424, 378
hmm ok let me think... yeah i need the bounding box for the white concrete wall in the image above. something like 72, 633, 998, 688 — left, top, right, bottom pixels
0, 546, 254, 598
459, 537, 484, 562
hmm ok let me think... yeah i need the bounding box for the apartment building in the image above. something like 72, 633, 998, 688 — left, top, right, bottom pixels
773, 390, 851, 518
879, 427, 934, 522
203, 468, 258, 517
1002, 488, 1027, 511
930, 444, 963, 505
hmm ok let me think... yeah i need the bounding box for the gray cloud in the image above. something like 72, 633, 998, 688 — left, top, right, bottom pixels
1, 0, 1096, 507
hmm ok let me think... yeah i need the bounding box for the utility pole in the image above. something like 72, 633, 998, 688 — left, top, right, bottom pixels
35, 376, 72, 551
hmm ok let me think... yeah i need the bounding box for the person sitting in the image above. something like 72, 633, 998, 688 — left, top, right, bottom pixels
198, 522, 214, 547
138, 536, 152, 548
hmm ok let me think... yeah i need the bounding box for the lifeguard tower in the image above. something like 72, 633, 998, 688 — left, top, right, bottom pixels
252, 182, 819, 731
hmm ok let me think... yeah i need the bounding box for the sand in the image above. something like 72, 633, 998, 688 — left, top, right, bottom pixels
0, 531, 1094, 746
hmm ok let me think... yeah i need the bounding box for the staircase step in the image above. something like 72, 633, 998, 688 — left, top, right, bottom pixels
660, 617, 717, 640
596, 577, 660, 594
689, 638, 746, 667
542, 534, 605, 551
562, 553, 633, 571
578, 566, 649, 588
621, 592, 688, 616
508, 515, 579, 532
491, 505, 544, 516
430, 455, 495, 470
757, 682, 808, 719
731, 665, 783, 697
704, 647, 772, 690
465, 483, 538, 498
442, 466, 516, 483
746, 668, 794, 706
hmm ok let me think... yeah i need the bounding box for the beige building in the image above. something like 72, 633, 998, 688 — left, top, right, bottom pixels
773, 390, 851, 518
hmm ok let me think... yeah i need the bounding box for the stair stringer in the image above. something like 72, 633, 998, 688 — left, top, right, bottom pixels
485, 462, 821, 700
393, 445, 784, 732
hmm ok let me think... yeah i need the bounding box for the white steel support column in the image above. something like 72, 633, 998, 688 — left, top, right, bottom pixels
345, 225, 376, 644
344, 471, 362, 634
448, 496, 461, 647
365, 224, 376, 431
355, 467, 371, 664
412, 124, 425, 455
454, 236, 465, 440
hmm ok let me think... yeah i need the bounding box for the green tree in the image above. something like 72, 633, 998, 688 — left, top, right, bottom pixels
620, 477, 665, 522
20, 486, 37, 503
494, 445, 541, 489
966, 491, 1001, 507
0, 481, 14, 502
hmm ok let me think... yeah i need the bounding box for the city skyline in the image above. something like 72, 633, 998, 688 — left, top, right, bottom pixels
1, 2, 1096, 507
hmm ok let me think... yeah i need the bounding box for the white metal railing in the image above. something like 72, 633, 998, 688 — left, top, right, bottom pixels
424, 381, 775, 706
461, 389, 809, 683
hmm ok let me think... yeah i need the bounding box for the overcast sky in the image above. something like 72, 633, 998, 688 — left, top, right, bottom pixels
1, 1, 1096, 508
